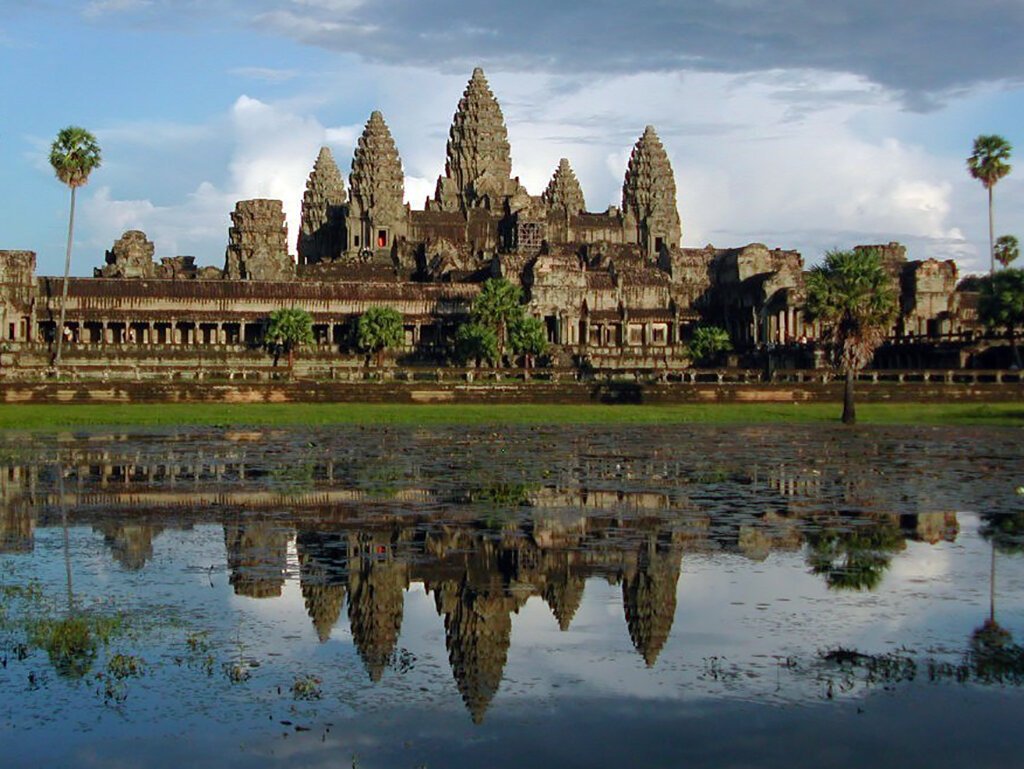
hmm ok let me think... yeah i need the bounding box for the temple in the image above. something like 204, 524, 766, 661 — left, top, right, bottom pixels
0, 68, 986, 378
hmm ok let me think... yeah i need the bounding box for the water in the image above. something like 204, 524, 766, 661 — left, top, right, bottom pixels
1, 423, 1023, 768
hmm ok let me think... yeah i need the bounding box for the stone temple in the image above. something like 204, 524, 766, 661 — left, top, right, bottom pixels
0, 68, 982, 378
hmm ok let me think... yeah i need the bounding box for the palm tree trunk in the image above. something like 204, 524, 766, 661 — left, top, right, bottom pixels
1009, 324, 1021, 369
841, 368, 856, 424
990, 540, 996, 623
988, 185, 995, 276
288, 346, 294, 377
55, 186, 77, 369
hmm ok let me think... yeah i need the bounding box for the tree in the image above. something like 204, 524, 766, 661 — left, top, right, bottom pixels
357, 306, 404, 368
978, 268, 1024, 368
472, 278, 523, 363
455, 322, 498, 366
804, 248, 897, 424
509, 314, 548, 368
50, 126, 101, 369
995, 234, 1019, 269
687, 325, 732, 366
967, 135, 1013, 275
265, 307, 314, 375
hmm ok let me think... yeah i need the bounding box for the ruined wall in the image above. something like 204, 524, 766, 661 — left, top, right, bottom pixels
224, 199, 295, 281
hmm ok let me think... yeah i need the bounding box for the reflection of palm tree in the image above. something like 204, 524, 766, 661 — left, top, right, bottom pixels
59, 470, 73, 612
806, 518, 903, 591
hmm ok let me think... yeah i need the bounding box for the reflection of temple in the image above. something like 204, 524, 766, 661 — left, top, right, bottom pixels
296, 531, 348, 643
93, 523, 164, 570
224, 518, 289, 598
346, 534, 409, 682
621, 537, 683, 666
1, 439, 971, 723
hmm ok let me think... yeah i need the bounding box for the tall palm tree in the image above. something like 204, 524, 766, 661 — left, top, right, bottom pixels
49, 126, 102, 369
805, 248, 897, 424
967, 135, 1012, 275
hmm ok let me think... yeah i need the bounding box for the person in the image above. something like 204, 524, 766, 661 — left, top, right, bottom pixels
62, 325, 73, 344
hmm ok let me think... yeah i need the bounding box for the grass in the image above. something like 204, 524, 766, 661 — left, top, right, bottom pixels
0, 402, 1021, 429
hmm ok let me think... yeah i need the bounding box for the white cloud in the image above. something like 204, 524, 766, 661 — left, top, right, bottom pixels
229, 67, 300, 83
82, 0, 153, 19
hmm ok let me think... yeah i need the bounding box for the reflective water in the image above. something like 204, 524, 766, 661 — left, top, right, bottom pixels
1, 424, 1023, 768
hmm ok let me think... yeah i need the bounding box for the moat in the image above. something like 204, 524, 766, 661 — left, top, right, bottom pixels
2, 423, 1023, 768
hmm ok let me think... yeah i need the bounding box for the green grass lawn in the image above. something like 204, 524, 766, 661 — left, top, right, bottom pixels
0, 402, 1021, 429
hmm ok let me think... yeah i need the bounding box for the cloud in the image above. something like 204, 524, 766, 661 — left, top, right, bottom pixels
81, 96, 367, 264
247, 0, 1024, 105
82, 0, 153, 18
229, 66, 300, 83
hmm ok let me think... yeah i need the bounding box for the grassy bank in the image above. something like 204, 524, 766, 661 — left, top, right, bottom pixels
0, 402, 1022, 429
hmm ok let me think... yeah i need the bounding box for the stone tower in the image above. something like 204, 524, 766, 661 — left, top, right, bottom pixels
433, 67, 521, 213
347, 111, 406, 257
622, 126, 682, 260
542, 158, 586, 217
223, 199, 295, 281
298, 146, 347, 266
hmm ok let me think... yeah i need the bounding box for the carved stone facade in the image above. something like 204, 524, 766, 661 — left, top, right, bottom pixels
0, 67, 988, 376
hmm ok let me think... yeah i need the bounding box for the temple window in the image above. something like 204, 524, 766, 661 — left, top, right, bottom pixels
628, 325, 643, 345
651, 325, 667, 345
377, 230, 388, 248
655, 237, 664, 253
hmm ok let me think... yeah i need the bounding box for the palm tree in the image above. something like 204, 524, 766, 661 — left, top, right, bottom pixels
967, 135, 1013, 275
472, 278, 523, 364
265, 307, 314, 375
995, 234, 1019, 269
357, 306, 404, 369
804, 248, 897, 424
978, 268, 1024, 368
49, 126, 102, 369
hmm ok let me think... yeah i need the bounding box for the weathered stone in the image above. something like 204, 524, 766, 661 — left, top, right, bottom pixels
97, 230, 156, 279
348, 111, 406, 257
432, 68, 522, 213
542, 158, 586, 216
298, 146, 347, 266
224, 199, 294, 281
622, 126, 682, 258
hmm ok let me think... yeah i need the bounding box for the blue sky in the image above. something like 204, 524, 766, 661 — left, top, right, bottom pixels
3, 0, 1024, 276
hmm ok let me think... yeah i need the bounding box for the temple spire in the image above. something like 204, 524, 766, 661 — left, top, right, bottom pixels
543, 158, 586, 216
349, 111, 404, 225
433, 67, 518, 212
298, 146, 347, 265
622, 125, 682, 257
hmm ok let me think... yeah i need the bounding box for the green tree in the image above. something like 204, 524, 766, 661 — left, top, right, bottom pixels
265, 307, 314, 374
687, 325, 732, 366
49, 126, 102, 369
509, 313, 548, 367
472, 278, 523, 363
357, 306, 404, 368
804, 248, 897, 424
455, 321, 498, 366
967, 135, 1013, 275
977, 268, 1024, 368
995, 234, 1019, 269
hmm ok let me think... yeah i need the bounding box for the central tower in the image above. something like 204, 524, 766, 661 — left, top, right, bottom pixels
431, 67, 523, 213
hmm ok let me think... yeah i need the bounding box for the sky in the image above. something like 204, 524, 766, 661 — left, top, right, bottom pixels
2, 0, 1024, 277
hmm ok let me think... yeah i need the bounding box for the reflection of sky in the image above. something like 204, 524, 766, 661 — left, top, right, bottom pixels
4, 424, 1024, 766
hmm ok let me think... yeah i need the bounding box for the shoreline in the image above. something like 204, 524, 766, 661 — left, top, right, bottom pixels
0, 401, 1021, 429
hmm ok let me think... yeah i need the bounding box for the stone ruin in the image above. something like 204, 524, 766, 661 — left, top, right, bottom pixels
223, 199, 293, 281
